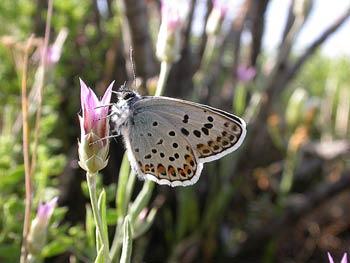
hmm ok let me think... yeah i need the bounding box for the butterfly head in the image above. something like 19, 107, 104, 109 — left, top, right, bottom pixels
110, 88, 141, 134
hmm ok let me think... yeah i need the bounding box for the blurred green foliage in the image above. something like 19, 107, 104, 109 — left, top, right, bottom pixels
0, 0, 349, 262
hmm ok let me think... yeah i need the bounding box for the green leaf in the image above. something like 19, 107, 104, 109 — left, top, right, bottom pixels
233, 83, 247, 116
133, 207, 158, 239
0, 243, 20, 262
94, 245, 105, 263
42, 236, 74, 257
0, 165, 24, 192
129, 180, 154, 223
176, 188, 199, 241
120, 216, 132, 263
98, 189, 109, 249
106, 209, 118, 225
86, 204, 95, 249
116, 154, 130, 219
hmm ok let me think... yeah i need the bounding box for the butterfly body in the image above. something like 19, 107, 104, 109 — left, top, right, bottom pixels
111, 90, 246, 187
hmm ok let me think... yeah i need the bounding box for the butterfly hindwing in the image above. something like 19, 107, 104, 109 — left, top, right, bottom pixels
133, 96, 247, 163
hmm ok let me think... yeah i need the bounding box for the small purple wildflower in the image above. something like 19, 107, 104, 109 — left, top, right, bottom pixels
27, 197, 58, 256
236, 65, 256, 83
36, 197, 58, 225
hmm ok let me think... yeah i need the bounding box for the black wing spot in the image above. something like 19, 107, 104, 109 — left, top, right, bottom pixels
152, 149, 157, 153
204, 123, 213, 129
152, 121, 158, 126
172, 143, 178, 148
207, 116, 214, 122
183, 114, 189, 123
169, 131, 176, 136
181, 128, 189, 136
157, 139, 163, 145
193, 130, 201, 138
144, 154, 152, 159
160, 152, 165, 158
201, 127, 209, 135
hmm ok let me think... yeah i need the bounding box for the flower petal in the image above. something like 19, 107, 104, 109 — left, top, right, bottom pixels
101, 80, 114, 106
328, 252, 335, 263
79, 78, 90, 110
37, 197, 58, 223
80, 78, 99, 112
341, 253, 348, 263
79, 115, 85, 137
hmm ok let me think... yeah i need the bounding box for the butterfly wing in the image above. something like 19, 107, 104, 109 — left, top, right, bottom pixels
133, 96, 247, 163
121, 108, 203, 187
121, 96, 246, 187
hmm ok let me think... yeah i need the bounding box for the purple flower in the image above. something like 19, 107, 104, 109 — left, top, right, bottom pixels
79, 79, 113, 141
236, 65, 256, 83
36, 197, 58, 225
27, 197, 58, 255
78, 79, 113, 173
328, 252, 348, 263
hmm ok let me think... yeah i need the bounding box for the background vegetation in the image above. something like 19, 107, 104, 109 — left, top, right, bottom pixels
0, 0, 349, 262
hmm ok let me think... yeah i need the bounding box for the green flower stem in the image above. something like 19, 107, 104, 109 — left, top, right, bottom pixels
278, 149, 298, 204
155, 61, 171, 96
86, 172, 110, 262
192, 35, 216, 100
200, 35, 216, 73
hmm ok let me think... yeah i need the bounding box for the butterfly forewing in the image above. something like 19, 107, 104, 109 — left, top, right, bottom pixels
123, 109, 203, 187
133, 97, 247, 163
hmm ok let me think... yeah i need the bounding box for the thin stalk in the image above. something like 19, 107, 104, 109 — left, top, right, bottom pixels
30, 0, 53, 176
20, 35, 34, 263
155, 61, 171, 96
86, 172, 111, 262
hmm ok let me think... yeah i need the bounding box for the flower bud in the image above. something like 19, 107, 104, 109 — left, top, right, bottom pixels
78, 79, 113, 174
205, 0, 228, 36
156, 0, 188, 63
27, 197, 58, 256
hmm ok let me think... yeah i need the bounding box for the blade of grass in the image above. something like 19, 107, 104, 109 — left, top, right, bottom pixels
20, 35, 34, 263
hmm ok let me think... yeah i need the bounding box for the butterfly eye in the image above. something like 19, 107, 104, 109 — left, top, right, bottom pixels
123, 92, 135, 101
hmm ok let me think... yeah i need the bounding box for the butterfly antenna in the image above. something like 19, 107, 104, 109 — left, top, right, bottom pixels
129, 46, 137, 89
94, 104, 114, 109
89, 134, 121, 145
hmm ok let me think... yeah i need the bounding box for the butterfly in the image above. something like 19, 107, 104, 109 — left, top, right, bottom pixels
110, 90, 247, 187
